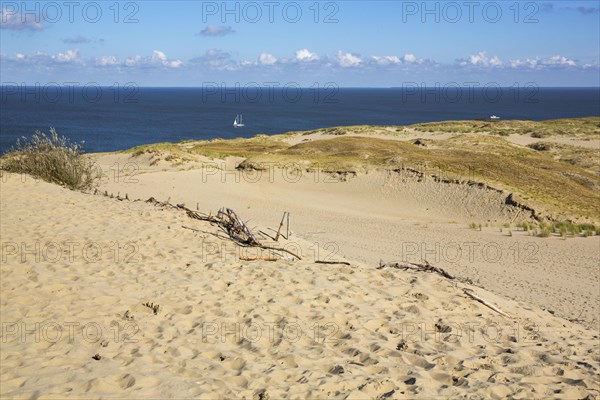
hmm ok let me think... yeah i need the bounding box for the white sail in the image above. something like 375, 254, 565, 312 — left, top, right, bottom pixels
233, 114, 245, 127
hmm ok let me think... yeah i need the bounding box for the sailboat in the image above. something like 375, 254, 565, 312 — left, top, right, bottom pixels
233, 114, 245, 128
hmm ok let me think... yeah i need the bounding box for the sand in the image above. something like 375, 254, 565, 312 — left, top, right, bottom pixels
94, 152, 600, 331
1, 169, 599, 399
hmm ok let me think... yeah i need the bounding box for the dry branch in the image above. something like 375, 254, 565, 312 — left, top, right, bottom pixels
258, 244, 302, 260
240, 256, 280, 261
146, 197, 302, 261
275, 212, 287, 241
315, 260, 351, 266
378, 259, 513, 318
463, 289, 513, 319
216, 208, 261, 246
377, 260, 455, 280
258, 230, 276, 241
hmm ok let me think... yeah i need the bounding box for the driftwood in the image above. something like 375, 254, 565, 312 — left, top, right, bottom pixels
258, 230, 276, 241
186, 208, 258, 244
463, 289, 512, 319
379, 260, 513, 319
274, 212, 288, 241
377, 260, 455, 280
315, 260, 351, 266
240, 256, 279, 262
186, 206, 302, 260
217, 208, 261, 246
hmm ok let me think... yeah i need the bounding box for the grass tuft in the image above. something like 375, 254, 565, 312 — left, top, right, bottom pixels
1, 128, 99, 191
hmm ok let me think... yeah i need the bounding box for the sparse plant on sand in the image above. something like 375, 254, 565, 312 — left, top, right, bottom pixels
0, 128, 99, 191
468, 222, 483, 231
538, 226, 552, 237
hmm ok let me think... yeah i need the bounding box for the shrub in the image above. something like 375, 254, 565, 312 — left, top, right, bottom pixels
1, 128, 99, 191
527, 142, 552, 151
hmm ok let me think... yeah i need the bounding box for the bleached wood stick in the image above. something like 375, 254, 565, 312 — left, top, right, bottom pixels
240, 256, 279, 261
463, 289, 512, 319
315, 260, 351, 266
378, 260, 455, 280
275, 212, 286, 242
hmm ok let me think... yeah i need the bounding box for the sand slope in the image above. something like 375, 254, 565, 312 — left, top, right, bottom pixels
94, 153, 600, 330
1, 173, 599, 399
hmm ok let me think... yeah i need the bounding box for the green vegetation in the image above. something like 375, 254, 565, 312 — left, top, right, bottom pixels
120, 117, 599, 222
468, 222, 483, 231
1, 129, 99, 191
411, 117, 600, 138
516, 220, 599, 238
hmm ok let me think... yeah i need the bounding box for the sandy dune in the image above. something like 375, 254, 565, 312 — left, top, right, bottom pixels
94, 152, 600, 331
1, 172, 599, 399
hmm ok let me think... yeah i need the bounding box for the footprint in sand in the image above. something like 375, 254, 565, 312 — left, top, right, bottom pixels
118, 374, 136, 390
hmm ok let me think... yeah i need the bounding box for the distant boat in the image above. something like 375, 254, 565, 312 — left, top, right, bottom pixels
490, 115, 500, 120
233, 114, 245, 128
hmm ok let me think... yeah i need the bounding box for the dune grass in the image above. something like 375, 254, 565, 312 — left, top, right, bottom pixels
119, 118, 600, 222
515, 221, 600, 237
410, 117, 600, 138
1, 128, 99, 191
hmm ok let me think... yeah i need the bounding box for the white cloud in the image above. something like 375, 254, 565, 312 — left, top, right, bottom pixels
150, 50, 182, 67
258, 52, 277, 65
295, 49, 319, 62
544, 55, 576, 66
125, 55, 142, 67
96, 55, 118, 66
121, 51, 182, 68
0, 8, 43, 30
403, 54, 417, 63
459, 51, 502, 67
336, 51, 362, 68
152, 50, 167, 62
52, 50, 80, 63
199, 24, 235, 37
509, 55, 577, 69
371, 55, 402, 65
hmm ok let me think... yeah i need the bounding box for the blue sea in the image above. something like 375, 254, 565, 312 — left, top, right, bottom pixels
1, 87, 598, 154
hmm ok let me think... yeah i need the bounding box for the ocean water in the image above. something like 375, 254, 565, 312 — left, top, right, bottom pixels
0, 87, 598, 154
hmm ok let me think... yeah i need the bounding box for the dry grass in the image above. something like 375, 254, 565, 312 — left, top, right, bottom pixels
116, 118, 600, 222
1, 129, 99, 191
410, 117, 600, 138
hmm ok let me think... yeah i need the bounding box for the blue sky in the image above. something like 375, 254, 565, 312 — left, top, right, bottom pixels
1, 1, 599, 86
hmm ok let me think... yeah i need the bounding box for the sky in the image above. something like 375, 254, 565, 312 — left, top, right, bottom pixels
1, 0, 599, 87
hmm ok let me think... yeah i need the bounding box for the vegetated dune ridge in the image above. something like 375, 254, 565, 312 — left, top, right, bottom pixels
122, 117, 600, 222
1, 173, 599, 399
